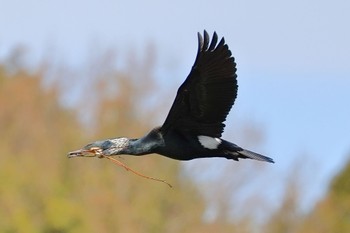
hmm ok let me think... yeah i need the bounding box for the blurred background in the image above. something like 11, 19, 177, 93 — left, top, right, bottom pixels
1, 0, 350, 232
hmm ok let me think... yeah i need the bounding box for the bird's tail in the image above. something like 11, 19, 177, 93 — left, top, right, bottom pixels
222, 140, 274, 163
237, 149, 274, 163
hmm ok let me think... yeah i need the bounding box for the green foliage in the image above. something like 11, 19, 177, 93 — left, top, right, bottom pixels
331, 162, 350, 198
297, 157, 350, 233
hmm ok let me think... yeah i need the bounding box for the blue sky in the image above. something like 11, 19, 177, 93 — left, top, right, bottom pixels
1, 0, 350, 218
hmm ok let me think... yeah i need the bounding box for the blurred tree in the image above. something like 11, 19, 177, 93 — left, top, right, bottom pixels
0, 56, 85, 232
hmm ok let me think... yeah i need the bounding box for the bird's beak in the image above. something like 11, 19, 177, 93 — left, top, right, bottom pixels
67, 148, 101, 158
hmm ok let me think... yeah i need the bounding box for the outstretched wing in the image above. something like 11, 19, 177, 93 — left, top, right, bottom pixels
161, 31, 237, 137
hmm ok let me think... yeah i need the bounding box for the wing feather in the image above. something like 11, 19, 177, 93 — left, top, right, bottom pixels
161, 31, 237, 137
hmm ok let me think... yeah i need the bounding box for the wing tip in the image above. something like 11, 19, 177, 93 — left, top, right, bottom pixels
197, 32, 203, 54
197, 30, 227, 52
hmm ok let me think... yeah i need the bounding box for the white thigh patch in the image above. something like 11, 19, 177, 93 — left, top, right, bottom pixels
198, 136, 222, 149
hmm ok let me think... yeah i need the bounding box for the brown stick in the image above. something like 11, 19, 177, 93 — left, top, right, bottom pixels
101, 155, 172, 188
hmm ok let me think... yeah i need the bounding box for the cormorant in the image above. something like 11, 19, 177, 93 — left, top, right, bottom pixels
68, 31, 274, 164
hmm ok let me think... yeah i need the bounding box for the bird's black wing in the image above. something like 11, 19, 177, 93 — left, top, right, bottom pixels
161, 31, 237, 138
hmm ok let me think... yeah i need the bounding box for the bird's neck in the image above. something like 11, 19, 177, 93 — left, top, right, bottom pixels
124, 128, 164, 155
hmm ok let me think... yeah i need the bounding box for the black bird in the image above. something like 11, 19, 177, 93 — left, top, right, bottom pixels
68, 31, 274, 163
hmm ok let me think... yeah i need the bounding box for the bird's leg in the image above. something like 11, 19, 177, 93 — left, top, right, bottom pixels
100, 155, 173, 188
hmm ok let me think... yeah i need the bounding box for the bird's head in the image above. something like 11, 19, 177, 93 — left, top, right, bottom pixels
67, 138, 129, 158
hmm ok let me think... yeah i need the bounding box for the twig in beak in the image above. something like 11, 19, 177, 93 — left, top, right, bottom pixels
101, 155, 172, 188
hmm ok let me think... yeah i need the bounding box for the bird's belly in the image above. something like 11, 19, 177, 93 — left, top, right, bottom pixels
155, 139, 220, 160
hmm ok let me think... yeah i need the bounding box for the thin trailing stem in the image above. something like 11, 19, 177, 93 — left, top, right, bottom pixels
101, 155, 173, 188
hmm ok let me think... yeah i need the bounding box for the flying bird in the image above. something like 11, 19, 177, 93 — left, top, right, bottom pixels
68, 31, 274, 164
